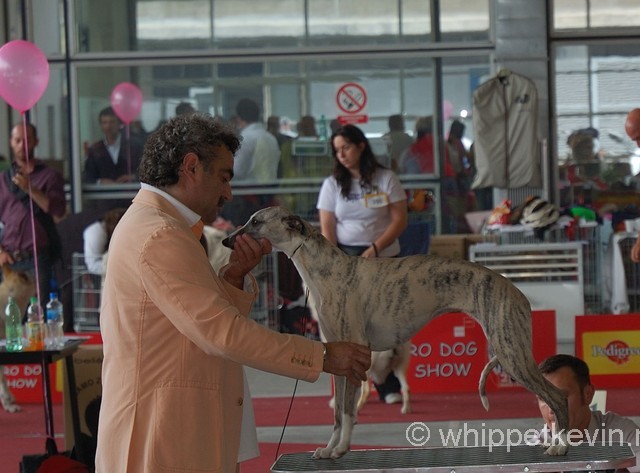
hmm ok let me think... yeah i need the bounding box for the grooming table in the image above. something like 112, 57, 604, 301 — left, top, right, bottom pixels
271, 444, 635, 472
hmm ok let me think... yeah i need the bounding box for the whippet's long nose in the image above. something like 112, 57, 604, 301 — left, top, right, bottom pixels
221, 235, 235, 249
222, 227, 244, 248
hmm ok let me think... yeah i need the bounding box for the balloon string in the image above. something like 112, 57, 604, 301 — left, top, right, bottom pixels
126, 123, 131, 179
21, 115, 42, 308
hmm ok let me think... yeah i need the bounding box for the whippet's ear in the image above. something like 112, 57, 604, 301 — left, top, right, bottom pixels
282, 215, 306, 235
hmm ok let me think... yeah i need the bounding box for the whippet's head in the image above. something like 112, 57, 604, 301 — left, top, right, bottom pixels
222, 206, 312, 256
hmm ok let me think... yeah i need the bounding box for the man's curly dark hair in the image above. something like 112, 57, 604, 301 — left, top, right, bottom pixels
138, 113, 240, 187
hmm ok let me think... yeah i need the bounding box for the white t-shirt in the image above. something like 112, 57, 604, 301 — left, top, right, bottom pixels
316, 168, 406, 257
83, 220, 108, 274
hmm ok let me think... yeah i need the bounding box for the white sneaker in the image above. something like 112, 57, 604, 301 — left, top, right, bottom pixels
384, 393, 402, 404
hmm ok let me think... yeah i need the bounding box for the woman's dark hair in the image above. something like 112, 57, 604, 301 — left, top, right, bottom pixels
330, 124, 384, 199
448, 119, 465, 142
138, 113, 240, 187
103, 207, 127, 246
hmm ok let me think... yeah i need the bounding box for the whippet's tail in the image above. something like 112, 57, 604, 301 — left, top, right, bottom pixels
478, 355, 499, 411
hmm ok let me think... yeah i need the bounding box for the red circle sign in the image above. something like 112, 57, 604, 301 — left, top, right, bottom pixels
336, 82, 367, 115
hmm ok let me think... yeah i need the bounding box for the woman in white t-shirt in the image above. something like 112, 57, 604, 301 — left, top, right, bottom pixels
83, 207, 126, 274
317, 124, 408, 403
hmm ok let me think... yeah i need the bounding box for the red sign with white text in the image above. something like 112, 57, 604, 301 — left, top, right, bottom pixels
408, 311, 556, 393
5, 332, 103, 404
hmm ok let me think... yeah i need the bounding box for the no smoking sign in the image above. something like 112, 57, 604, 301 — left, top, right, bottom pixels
336, 82, 368, 124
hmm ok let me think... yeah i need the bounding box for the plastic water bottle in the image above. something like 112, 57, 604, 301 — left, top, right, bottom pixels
5, 296, 23, 352
26, 296, 45, 351
45, 292, 65, 349
319, 114, 328, 140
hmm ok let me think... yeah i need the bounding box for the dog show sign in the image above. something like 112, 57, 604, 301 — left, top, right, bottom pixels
336, 82, 368, 125
408, 310, 556, 393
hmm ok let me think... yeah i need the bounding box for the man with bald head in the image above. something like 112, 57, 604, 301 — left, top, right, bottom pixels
625, 109, 640, 262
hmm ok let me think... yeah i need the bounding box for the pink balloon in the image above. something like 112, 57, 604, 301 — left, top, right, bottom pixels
110, 82, 143, 124
0, 40, 50, 113
442, 100, 454, 122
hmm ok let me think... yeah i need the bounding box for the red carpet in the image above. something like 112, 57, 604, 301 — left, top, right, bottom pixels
0, 403, 66, 473
253, 388, 640, 427
2, 388, 639, 472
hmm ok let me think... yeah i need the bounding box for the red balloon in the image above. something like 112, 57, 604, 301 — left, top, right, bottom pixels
110, 82, 143, 124
0, 40, 50, 113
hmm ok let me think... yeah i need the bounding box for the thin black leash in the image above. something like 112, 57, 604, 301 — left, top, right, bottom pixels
275, 286, 311, 462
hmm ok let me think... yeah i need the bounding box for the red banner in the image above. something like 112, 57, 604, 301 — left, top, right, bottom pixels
408, 311, 556, 393
5, 332, 102, 404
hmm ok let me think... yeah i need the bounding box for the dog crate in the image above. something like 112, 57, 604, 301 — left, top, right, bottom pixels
484, 222, 604, 314
71, 252, 102, 332
612, 233, 640, 313
251, 251, 281, 331
469, 242, 584, 354
70, 251, 280, 333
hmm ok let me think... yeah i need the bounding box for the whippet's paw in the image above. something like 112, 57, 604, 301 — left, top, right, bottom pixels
401, 404, 412, 414
313, 447, 333, 459
328, 396, 335, 409
330, 445, 349, 459
544, 443, 568, 456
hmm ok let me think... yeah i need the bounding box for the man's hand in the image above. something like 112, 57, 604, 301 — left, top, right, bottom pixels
322, 342, 371, 386
11, 171, 29, 192
223, 233, 272, 289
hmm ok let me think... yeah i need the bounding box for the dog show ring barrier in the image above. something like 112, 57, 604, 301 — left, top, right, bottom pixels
270, 444, 635, 472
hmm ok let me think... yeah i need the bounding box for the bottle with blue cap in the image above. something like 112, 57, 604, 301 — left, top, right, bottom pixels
45, 292, 65, 349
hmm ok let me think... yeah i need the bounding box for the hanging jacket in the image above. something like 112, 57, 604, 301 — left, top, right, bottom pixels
472, 70, 541, 189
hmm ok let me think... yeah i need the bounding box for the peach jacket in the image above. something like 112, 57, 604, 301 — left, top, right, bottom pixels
95, 189, 324, 472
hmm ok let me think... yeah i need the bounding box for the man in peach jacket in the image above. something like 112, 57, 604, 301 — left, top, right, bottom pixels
95, 113, 371, 473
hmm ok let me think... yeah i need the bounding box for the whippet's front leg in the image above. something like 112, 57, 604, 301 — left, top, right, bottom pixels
313, 375, 345, 459
313, 375, 359, 459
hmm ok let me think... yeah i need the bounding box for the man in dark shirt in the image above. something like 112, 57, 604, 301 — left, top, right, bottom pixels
84, 106, 143, 184
0, 123, 66, 301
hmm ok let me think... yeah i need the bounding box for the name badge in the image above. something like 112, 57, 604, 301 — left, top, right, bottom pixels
364, 192, 389, 208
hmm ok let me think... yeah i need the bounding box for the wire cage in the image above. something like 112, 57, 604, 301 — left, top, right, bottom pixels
71, 252, 102, 332
482, 223, 605, 315
617, 235, 640, 313
71, 251, 280, 333
248, 251, 280, 331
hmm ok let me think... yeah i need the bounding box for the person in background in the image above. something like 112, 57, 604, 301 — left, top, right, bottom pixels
82, 207, 127, 274
383, 114, 413, 172
537, 354, 640, 472
317, 124, 408, 405
267, 115, 292, 150
0, 123, 66, 302
232, 98, 280, 183
399, 116, 435, 174
220, 98, 281, 225
625, 109, 640, 262
443, 119, 473, 233
84, 106, 144, 184
95, 113, 371, 472
297, 115, 318, 138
